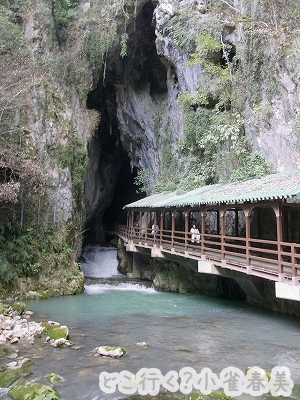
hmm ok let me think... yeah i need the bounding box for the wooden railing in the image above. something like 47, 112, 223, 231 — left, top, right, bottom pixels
111, 224, 300, 284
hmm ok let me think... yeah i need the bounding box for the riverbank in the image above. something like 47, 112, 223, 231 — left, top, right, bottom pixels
0, 301, 72, 399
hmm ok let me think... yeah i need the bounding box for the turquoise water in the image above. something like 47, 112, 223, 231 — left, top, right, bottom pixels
2, 245, 300, 400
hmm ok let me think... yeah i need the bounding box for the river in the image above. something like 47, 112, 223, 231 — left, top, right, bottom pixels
2, 244, 300, 400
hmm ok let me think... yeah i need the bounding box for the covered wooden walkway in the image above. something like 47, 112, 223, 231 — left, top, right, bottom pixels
113, 170, 300, 301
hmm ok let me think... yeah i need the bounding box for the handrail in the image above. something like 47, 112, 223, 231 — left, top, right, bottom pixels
112, 224, 300, 283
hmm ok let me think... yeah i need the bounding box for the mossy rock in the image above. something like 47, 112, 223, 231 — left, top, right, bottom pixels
103, 346, 127, 354
11, 302, 26, 315
0, 303, 10, 315
41, 323, 69, 340
263, 383, 300, 400
0, 359, 33, 387
0, 346, 12, 358
97, 346, 126, 358
185, 391, 234, 400
122, 393, 181, 399
26, 291, 47, 300
37, 291, 48, 300
8, 381, 61, 399
46, 373, 64, 384
26, 292, 41, 300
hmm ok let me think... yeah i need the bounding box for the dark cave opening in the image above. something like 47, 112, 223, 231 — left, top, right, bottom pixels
84, 1, 167, 244
102, 157, 144, 228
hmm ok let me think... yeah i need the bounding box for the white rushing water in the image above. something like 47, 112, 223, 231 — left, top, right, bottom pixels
84, 282, 157, 294
80, 244, 120, 278
81, 243, 155, 293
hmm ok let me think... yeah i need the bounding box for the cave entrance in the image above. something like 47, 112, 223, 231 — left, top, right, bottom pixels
84, 0, 163, 244
103, 155, 144, 230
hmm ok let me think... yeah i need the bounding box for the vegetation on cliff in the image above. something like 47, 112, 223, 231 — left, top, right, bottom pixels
135, 0, 300, 193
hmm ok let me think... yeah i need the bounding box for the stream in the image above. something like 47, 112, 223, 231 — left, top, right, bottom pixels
1, 244, 300, 400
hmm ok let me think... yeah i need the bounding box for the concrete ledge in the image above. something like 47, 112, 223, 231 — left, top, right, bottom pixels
275, 282, 300, 301
126, 243, 137, 252
151, 247, 166, 258
198, 260, 221, 275
127, 272, 141, 279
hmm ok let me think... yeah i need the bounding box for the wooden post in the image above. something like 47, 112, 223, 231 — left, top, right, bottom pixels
274, 202, 283, 281
160, 211, 163, 248
139, 212, 142, 242
154, 212, 157, 245
201, 210, 205, 256
171, 211, 175, 250
220, 208, 225, 260
244, 206, 251, 273
185, 210, 189, 253
131, 211, 134, 240
145, 212, 148, 243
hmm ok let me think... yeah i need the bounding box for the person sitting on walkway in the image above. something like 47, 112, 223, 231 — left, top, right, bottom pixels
190, 224, 200, 244
151, 224, 159, 238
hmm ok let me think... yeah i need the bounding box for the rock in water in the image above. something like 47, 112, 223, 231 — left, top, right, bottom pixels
97, 346, 126, 358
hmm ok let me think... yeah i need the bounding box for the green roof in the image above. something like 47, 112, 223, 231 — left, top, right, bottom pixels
124, 170, 300, 209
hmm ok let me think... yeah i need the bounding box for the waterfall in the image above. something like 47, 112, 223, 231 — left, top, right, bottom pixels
80, 244, 120, 278
81, 243, 155, 293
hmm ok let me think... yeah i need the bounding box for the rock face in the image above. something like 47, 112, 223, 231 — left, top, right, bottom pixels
153, 259, 245, 298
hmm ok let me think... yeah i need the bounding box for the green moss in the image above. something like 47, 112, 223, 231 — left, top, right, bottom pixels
46, 373, 63, 384
0, 360, 33, 387
103, 346, 126, 355
0, 303, 10, 315
185, 391, 234, 400
37, 291, 48, 300
11, 302, 26, 314
0, 346, 11, 358
41, 323, 69, 340
8, 381, 60, 400
264, 383, 300, 400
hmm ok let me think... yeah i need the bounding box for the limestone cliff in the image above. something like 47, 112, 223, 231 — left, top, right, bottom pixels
1, 0, 300, 296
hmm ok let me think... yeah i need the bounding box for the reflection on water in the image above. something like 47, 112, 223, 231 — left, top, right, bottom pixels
2, 244, 300, 400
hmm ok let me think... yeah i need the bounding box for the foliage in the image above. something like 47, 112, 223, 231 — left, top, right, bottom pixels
134, 170, 156, 194
84, 24, 118, 63
41, 322, 68, 340
178, 90, 210, 110
141, 1, 279, 195
136, 105, 271, 195
164, 13, 198, 52
0, 9, 32, 138
0, 360, 33, 388
0, 141, 47, 204
164, 11, 221, 53
8, 381, 60, 400
51, 0, 80, 45
187, 33, 233, 111
0, 221, 74, 284
11, 301, 26, 314
185, 390, 234, 400
120, 32, 129, 58
54, 135, 87, 198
